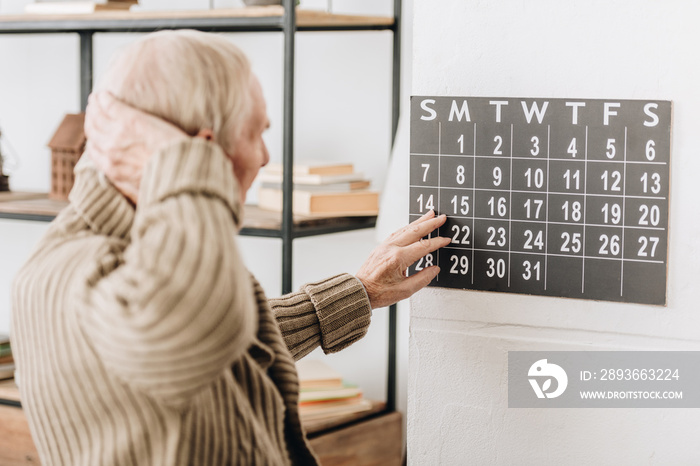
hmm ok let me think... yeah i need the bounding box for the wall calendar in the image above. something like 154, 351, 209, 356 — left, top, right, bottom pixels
409, 96, 671, 305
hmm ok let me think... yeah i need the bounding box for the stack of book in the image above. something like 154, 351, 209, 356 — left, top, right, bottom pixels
296, 359, 372, 422
257, 161, 379, 217
0, 334, 14, 381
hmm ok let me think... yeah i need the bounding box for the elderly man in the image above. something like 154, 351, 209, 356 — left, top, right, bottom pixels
12, 30, 448, 465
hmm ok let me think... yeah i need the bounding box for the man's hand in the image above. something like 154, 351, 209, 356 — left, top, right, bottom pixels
356, 211, 451, 309
84, 92, 188, 204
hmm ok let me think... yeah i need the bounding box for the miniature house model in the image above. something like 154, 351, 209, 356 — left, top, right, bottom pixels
48, 113, 85, 200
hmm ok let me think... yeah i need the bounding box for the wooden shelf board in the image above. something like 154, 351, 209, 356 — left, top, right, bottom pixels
0, 8, 394, 30
0, 193, 377, 236
243, 205, 377, 236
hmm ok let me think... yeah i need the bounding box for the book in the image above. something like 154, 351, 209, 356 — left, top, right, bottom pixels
25, 1, 137, 14
0, 363, 15, 381
0, 334, 11, 360
257, 171, 367, 186
260, 180, 371, 193
0, 379, 19, 403
299, 397, 373, 421
295, 360, 374, 422
296, 359, 343, 390
299, 384, 362, 403
264, 161, 354, 177
258, 188, 379, 217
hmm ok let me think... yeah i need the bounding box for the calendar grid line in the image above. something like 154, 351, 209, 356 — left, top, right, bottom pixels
508, 123, 513, 287
544, 125, 551, 290
621, 127, 628, 296
582, 125, 589, 294
411, 152, 668, 165
437, 121, 442, 283
410, 185, 666, 201
440, 246, 664, 264
412, 214, 665, 231
472, 122, 477, 285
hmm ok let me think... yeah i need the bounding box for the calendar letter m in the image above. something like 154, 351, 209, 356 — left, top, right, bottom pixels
449, 100, 471, 122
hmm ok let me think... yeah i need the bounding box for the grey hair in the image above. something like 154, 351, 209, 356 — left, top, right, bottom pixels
96, 29, 252, 154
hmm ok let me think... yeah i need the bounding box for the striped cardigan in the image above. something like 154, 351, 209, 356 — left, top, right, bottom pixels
11, 139, 372, 465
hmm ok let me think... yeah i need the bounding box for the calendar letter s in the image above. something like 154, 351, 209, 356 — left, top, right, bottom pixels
420, 99, 437, 121
644, 103, 659, 127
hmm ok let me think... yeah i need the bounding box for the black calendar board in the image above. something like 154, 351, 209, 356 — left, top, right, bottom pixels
409, 96, 671, 305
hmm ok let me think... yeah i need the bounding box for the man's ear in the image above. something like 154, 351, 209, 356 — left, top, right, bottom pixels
195, 128, 214, 141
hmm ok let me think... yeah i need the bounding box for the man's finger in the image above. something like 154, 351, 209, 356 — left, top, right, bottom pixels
96, 91, 144, 125
409, 210, 436, 225
394, 214, 447, 247
402, 236, 451, 265
97, 91, 120, 117
389, 210, 435, 241
401, 266, 439, 296
85, 92, 117, 139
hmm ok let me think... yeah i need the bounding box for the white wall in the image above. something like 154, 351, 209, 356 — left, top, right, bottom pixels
409, 1, 700, 464
0, 0, 406, 417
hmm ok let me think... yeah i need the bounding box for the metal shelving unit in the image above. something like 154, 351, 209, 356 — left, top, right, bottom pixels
0, 0, 402, 411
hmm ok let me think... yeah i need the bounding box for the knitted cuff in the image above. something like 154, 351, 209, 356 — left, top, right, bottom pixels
139, 138, 242, 224
302, 273, 372, 354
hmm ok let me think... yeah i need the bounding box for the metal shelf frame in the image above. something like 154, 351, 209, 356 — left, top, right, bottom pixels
0, 1, 402, 412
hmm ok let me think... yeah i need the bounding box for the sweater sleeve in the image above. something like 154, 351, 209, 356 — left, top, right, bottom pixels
269, 273, 372, 361
76, 139, 256, 408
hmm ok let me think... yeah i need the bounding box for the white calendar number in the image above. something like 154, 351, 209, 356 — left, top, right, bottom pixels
525, 167, 544, 189
606, 138, 617, 159
493, 166, 502, 187
638, 236, 660, 257
562, 200, 582, 222
487, 226, 507, 247
493, 135, 503, 155
488, 197, 508, 217
646, 139, 656, 161
486, 257, 506, 278
456, 165, 466, 185
451, 195, 470, 215
417, 193, 434, 212
415, 253, 434, 271
568, 137, 578, 158
641, 172, 661, 194
531, 136, 540, 156
599, 234, 621, 256
522, 260, 541, 281
450, 255, 469, 275
563, 169, 580, 190
524, 199, 544, 219
450, 196, 469, 215
523, 229, 544, 251
561, 232, 582, 253
639, 204, 660, 226
421, 163, 430, 182
601, 203, 622, 225
451, 225, 471, 245
601, 170, 622, 191
458, 134, 465, 154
